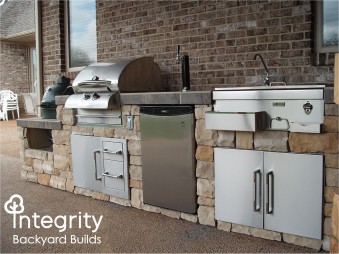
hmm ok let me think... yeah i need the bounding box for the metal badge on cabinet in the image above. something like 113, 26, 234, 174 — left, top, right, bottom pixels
303, 101, 313, 115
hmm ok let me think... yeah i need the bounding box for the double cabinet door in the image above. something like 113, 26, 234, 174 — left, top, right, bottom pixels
71, 134, 129, 200
215, 148, 323, 239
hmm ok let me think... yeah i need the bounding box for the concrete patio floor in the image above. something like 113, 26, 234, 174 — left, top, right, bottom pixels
0, 120, 317, 253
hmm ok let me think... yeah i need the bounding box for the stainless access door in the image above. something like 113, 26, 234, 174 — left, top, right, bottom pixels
71, 134, 102, 192
264, 152, 323, 239
215, 148, 264, 228
140, 106, 196, 213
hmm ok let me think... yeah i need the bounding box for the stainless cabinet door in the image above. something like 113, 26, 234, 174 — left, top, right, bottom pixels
264, 152, 323, 239
71, 134, 102, 192
215, 148, 264, 228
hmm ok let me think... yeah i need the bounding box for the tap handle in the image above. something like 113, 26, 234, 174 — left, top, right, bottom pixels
176, 45, 180, 55
176, 45, 181, 63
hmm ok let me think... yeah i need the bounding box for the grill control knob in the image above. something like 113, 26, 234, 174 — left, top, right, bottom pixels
83, 93, 90, 100
92, 92, 100, 100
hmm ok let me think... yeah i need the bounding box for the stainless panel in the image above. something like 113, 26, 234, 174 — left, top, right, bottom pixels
102, 141, 123, 161
140, 106, 196, 213
71, 134, 102, 192
289, 122, 322, 133
215, 85, 325, 91
102, 160, 125, 191
213, 86, 324, 100
65, 92, 120, 109
76, 109, 122, 126
205, 111, 266, 131
264, 152, 323, 239
214, 100, 324, 127
215, 148, 264, 228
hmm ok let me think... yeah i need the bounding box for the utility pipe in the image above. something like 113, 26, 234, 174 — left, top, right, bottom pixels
35, 0, 43, 117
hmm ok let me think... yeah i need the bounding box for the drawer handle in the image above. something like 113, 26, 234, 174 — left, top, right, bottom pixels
102, 149, 122, 155
103, 172, 123, 179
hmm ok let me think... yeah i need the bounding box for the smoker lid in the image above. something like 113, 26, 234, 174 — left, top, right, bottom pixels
72, 57, 161, 93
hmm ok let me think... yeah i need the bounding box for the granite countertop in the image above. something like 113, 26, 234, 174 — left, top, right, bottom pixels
55, 91, 212, 105
17, 118, 62, 129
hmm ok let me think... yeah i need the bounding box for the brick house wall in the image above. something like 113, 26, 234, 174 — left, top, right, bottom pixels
0, 41, 31, 114
43, 0, 335, 91
0, 42, 30, 93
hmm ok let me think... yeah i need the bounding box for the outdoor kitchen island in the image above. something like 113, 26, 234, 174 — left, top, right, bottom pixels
17, 88, 337, 252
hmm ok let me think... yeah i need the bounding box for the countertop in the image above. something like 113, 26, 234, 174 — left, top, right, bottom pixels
55, 91, 212, 105
17, 118, 62, 129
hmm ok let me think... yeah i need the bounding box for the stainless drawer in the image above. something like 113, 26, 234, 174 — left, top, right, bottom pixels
205, 111, 266, 131
102, 160, 125, 191
102, 141, 123, 161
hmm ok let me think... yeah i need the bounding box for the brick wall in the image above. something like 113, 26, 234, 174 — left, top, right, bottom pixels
0, 42, 30, 93
42, 0, 335, 91
0, 41, 31, 114
96, 0, 335, 91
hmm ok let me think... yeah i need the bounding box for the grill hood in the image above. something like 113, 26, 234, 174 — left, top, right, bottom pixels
71, 57, 161, 94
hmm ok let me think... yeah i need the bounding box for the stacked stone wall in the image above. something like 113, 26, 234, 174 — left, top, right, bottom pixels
19, 100, 338, 251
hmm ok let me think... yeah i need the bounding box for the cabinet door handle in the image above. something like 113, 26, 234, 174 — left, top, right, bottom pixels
102, 149, 122, 155
253, 169, 261, 211
266, 171, 274, 214
93, 150, 102, 181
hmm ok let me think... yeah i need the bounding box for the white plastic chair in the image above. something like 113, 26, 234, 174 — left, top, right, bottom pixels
0, 101, 6, 121
0, 90, 20, 120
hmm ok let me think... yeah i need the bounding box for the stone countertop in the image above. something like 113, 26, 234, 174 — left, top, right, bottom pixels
55, 91, 212, 105
17, 118, 62, 130
55, 87, 334, 105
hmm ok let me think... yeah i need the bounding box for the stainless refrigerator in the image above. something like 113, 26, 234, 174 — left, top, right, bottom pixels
140, 106, 197, 214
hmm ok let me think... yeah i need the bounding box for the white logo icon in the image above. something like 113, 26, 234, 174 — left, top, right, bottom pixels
4, 194, 24, 214
0, 0, 6, 7
4, 194, 24, 228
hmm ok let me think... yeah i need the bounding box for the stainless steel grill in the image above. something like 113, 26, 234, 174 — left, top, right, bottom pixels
65, 57, 161, 127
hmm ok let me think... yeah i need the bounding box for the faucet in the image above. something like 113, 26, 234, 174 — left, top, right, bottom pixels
254, 53, 270, 86
176, 45, 190, 91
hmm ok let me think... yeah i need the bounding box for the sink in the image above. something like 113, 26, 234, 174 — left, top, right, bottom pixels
207, 84, 325, 133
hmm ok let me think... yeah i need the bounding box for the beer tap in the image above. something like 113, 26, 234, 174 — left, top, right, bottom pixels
176, 45, 190, 91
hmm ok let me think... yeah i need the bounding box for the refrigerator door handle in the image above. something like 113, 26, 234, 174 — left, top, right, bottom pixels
266, 171, 274, 214
93, 150, 102, 181
253, 169, 262, 211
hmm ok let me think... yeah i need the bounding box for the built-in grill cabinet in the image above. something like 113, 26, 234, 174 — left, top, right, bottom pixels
65, 57, 161, 127
67, 57, 161, 199
71, 134, 129, 199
